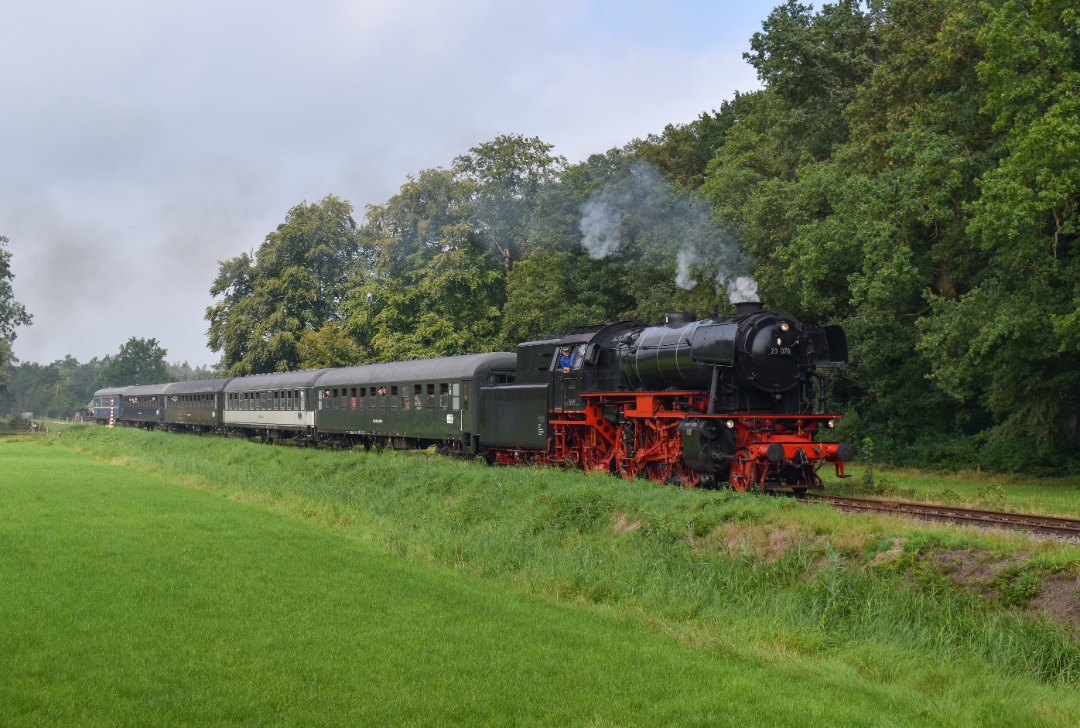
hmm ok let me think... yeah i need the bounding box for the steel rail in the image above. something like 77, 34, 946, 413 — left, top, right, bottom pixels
805, 494, 1080, 538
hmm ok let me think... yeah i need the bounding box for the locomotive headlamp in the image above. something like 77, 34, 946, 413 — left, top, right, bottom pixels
779, 322, 790, 332
724, 419, 735, 429
826, 419, 836, 428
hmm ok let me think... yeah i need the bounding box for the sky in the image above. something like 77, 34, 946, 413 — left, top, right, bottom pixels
1, 0, 786, 368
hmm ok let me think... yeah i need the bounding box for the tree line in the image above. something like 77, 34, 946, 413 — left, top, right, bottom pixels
2, 0, 1077, 471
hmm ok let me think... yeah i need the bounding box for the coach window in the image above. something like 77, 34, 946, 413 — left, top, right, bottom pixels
379, 386, 388, 410
439, 383, 449, 410
462, 382, 469, 410
426, 383, 435, 410
390, 386, 399, 411
350, 388, 357, 411
452, 382, 461, 411
413, 385, 422, 411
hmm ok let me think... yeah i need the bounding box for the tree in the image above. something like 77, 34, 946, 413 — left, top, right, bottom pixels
349, 168, 504, 360
453, 134, 566, 271
205, 196, 360, 374
0, 235, 32, 390
100, 338, 169, 386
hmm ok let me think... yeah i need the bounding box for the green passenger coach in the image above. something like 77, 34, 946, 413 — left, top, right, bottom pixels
313, 353, 517, 453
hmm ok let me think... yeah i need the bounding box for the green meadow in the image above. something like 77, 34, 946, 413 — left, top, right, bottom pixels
2, 428, 1079, 726
824, 464, 1080, 517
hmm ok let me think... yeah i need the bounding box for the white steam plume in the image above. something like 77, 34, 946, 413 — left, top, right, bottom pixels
578, 160, 759, 304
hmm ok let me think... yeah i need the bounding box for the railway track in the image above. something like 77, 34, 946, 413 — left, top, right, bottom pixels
806, 493, 1080, 539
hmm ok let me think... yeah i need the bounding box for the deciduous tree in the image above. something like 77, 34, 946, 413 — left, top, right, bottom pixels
100, 338, 169, 386
206, 196, 360, 374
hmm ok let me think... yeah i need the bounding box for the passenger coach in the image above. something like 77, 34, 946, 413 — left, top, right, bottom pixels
222, 370, 328, 438
89, 387, 128, 425
120, 383, 169, 429
163, 378, 233, 432
313, 353, 516, 453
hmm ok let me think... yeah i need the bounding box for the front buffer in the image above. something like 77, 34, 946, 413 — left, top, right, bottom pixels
681, 413, 854, 491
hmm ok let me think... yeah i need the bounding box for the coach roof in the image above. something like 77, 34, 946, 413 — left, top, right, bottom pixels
163, 378, 234, 396
91, 386, 131, 397
223, 369, 330, 392
313, 353, 515, 388
123, 383, 171, 396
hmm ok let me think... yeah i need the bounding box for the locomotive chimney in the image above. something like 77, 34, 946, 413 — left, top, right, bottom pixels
735, 301, 764, 316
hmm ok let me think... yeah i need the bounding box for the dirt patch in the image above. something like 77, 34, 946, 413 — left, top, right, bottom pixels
714, 524, 826, 563
933, 549, 1080, 633
1029, 572, 1080, 631
611, 512, 641, 533
867, 538, 907, 567
935, 548, 1019, 584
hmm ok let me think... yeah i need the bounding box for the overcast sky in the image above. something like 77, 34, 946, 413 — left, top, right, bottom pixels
2, 0, 785, 367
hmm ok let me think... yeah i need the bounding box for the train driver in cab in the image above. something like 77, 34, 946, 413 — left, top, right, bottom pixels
559, 346, 574, 373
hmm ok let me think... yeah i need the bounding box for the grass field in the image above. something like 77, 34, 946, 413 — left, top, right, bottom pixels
3, 429, 1079, 726
824, 464, 1080, 517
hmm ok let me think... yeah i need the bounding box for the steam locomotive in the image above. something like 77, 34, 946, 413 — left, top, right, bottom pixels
90, 302, 852, 490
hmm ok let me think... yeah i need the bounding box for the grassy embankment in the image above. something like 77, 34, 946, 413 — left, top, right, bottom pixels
3, 426, 1079, 726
